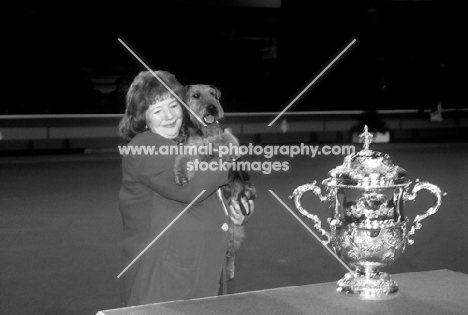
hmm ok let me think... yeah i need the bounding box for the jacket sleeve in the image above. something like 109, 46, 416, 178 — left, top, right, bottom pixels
130, 150, 229, 205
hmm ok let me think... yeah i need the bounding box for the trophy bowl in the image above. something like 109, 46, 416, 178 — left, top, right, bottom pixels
289, 126, 446, 298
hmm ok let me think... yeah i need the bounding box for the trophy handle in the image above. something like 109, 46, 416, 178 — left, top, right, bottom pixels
289, 181, 331, 244
404, 179, 446, 245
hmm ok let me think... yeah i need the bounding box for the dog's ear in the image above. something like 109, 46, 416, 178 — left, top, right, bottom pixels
182, 85, 191, 101
209, 85, 221, 100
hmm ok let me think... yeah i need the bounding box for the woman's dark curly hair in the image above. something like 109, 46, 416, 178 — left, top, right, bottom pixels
118, 70, 188, 142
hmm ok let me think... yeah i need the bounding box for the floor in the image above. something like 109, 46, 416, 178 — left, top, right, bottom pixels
0, 142, 467, 314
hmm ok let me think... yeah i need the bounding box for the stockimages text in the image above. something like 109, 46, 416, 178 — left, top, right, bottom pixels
118, 143, 355, 174
187, 159, 289, 175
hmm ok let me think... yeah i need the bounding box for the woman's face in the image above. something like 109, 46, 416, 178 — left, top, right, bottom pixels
146, 97, 183, 139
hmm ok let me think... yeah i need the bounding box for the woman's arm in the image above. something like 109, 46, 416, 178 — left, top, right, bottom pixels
130, 152, 230, 205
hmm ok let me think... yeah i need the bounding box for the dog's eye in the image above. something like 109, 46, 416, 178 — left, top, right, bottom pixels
192, 93, 200, 99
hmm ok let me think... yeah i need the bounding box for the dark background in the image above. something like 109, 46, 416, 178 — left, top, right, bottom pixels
3, 0, 465, 114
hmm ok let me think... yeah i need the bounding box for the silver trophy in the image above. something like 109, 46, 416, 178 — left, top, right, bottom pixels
290, 126, 446, 298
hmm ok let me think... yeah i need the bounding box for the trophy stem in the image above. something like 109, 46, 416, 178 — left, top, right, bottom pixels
336, 267, 399, 299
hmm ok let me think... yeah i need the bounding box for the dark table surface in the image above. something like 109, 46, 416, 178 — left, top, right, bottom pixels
98, 269, 468, 315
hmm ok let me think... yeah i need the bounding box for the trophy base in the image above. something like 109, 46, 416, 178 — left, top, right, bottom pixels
336, 271, 399, 299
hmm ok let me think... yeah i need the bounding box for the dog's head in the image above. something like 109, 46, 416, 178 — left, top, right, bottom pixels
183, 84, 224, 128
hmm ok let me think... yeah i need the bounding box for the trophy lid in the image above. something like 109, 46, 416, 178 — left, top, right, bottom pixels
323, 126, 409, 188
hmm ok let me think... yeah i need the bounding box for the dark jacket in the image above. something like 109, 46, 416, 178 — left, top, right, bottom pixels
119, 132, 230, 306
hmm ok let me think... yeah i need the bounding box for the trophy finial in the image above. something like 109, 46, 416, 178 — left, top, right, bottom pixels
359, 125, 373, 151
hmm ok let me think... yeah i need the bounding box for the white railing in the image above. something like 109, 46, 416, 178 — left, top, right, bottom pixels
0, 109, 466, 149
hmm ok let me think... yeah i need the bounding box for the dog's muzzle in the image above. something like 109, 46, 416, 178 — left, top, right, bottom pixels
204, 105, 218, 124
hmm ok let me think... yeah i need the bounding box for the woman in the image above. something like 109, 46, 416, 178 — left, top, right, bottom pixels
118, 70, 252, 306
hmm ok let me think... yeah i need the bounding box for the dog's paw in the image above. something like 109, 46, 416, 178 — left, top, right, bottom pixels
175, 175, 189, 186
226, 256, 236, 281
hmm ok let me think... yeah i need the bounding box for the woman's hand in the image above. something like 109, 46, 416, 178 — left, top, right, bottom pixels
228, 198, 255, 225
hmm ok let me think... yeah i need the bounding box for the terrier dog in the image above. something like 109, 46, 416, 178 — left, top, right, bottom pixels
174, 84, 256, 280
174, 84, 239, 185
